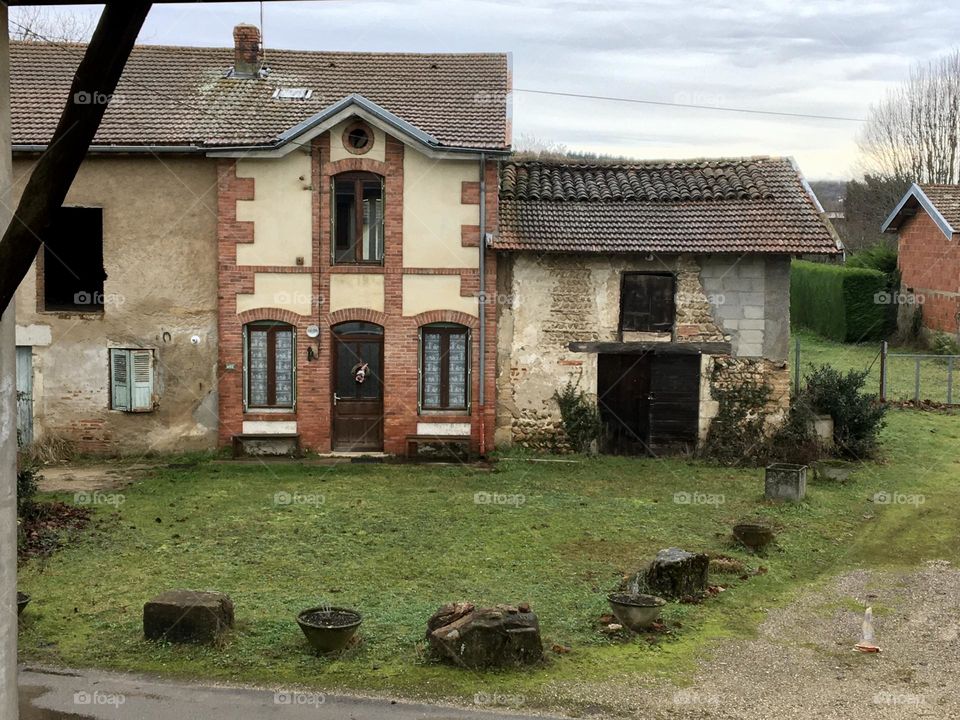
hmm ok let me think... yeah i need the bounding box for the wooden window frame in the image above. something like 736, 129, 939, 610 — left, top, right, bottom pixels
419, 324, 470, 412
244, 322, 296, 410
331, 171, 384, 265
619, 272, 676, 334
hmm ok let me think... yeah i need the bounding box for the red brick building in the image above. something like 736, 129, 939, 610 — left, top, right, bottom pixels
883, 184, 960, 336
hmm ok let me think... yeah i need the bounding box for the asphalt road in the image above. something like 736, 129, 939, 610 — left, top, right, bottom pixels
19, 666, 567, 720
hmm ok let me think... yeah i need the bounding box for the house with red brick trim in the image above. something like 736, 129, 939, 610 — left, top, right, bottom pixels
9, 25, 841, 458
882, 184, 960, 337
10, 25, 508, 455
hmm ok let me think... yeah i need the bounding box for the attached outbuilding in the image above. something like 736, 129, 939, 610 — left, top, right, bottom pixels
494, 156, 841, 454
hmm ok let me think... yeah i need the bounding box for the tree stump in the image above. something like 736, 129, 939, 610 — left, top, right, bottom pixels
143, 590, 234, 644
426, 602, 543, 668
634, 548, 709, 600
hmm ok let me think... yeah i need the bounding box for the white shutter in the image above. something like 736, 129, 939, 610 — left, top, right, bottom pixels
110, 349, 130, 411
130, 349, 154, 411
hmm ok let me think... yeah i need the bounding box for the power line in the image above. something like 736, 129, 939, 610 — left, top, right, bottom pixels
513, 87, 867, 123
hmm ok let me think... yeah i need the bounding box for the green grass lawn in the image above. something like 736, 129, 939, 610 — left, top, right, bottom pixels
17, 408, 960, 714
793, 329, 958, 403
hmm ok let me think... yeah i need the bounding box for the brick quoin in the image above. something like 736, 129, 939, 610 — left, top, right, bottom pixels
898, 211, 960, 334
217, 134, 498, 455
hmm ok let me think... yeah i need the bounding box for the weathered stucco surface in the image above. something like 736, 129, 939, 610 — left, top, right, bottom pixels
402, 151, 479, 269
495, 253, 792, 450
235, 151, 313, 267
13, 156, 219, 453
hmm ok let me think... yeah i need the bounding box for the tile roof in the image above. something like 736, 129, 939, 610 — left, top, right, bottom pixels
917, 184, 960, 230
496, 157, 841, 255
9, 41, 510, 150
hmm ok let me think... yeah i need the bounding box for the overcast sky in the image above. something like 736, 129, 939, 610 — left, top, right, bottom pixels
15, 1, 960, 179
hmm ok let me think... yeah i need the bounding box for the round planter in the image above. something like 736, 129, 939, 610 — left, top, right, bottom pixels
17, 592, 30, 616
607, 593, 666, 632
733, 522, 775, 552
296, 607, 362, 654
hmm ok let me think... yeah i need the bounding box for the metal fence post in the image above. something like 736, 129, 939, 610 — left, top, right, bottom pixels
879, 341, 887, 403
914, 356, 921, 403
948, 356, 954, 405
794, 336, 801, 395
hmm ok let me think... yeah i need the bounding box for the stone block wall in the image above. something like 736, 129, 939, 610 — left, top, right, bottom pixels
496, 252, 793, 451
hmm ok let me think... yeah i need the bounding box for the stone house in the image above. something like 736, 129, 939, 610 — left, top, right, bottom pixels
10, 25, 507, 455
882, 184, 960, 337
494, 158, 841, 453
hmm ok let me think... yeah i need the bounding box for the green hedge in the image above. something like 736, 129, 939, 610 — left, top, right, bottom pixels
791, 260, 892, 342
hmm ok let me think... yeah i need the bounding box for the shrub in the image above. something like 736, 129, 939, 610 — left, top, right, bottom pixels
764, 393, 824, 465
791, 260, 893, 342
554, 380, 602, 453
17, 460, 39, 514
702, 376, 771, 466
803, 365, 886, 458
931, 332, 960, 356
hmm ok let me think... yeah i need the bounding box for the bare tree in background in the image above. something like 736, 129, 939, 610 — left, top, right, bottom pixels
859, 50, 960, 184
9, 6, 96, 43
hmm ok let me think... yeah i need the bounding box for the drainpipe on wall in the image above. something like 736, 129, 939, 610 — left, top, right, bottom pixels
478, 153, 486, 456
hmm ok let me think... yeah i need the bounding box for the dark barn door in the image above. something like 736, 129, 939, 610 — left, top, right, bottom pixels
332, 322, 384, 452
597, 351, 701, 456
648, 353, 701, 455
597, 352, 652, 455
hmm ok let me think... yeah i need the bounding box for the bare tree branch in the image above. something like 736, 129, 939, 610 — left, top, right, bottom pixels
9, 6, 97, 43
859, 50, 960, 184
0, 2, 152, 314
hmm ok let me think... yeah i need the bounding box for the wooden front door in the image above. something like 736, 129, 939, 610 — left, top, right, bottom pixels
331, 323, 384, 452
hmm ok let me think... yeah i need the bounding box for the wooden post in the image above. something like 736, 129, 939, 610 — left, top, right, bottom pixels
0, 7, 151, 718
0, 12, 16, 718
0, 2, 153, 314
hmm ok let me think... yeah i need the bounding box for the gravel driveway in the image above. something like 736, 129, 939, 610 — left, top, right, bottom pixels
557, 560, 960, 719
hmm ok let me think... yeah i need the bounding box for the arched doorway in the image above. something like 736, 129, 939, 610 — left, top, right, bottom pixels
331, 321, 384, 451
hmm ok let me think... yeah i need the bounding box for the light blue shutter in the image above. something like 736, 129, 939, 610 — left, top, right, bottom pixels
110, 349, 130, 411
130, 349, 154, 411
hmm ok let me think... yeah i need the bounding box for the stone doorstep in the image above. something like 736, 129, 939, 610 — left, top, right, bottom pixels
143, 590, 235, 644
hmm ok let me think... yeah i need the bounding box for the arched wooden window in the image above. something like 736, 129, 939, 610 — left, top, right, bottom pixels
419, 323, 470, 412
332, 172, 384, 264
244, 321, 295, 409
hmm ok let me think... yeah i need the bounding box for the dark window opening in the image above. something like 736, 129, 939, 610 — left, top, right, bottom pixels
245, 321, 295, 409
333, 172, 384, 264
420, 323, 469, 411
347, 127, 370, 150
42, 207, 105, 311
620, 272, 675, 333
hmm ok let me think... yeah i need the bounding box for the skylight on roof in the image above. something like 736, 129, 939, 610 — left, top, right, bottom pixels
272, 88, 313, 101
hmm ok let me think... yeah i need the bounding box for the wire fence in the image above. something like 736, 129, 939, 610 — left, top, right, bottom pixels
791, 337, 959, 405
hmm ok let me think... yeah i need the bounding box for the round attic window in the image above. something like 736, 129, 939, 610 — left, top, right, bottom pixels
343, 122, 374, 155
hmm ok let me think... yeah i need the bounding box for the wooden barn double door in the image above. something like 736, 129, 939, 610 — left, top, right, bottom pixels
597, 351, 700, 456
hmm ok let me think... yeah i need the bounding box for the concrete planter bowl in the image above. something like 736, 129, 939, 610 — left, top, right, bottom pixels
732, 521, 775, 552
17, 592, 30, 616
764, 463, 808, 502
297, 607, 362, 654
607, 593, 666, 632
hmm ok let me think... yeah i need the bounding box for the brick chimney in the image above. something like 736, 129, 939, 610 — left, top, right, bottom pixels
233, 24, 262, 77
